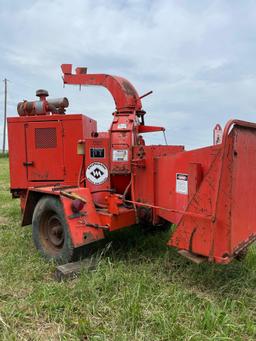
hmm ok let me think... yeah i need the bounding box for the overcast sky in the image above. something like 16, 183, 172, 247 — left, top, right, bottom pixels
1, 0, 256, 149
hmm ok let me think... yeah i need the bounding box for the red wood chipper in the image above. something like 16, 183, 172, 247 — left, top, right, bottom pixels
7, 64, 256, 264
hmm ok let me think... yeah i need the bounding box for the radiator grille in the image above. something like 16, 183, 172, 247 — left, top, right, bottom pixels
35, 127, 57, 149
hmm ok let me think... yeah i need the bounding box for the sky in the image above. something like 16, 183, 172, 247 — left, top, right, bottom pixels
1, 0, 256, 149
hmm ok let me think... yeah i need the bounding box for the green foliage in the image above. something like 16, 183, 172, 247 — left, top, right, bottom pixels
0, 152, 9, 158
0, 157, 256, 340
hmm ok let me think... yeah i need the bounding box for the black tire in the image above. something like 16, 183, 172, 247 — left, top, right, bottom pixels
32, 196, 74, 264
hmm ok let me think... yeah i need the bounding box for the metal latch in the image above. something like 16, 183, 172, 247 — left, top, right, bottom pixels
23, 161, 34, 166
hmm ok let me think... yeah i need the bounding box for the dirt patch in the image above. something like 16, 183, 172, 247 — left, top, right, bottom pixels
0, 184, 9, 191
18, 321, 63, 340
0, 216, 8, 225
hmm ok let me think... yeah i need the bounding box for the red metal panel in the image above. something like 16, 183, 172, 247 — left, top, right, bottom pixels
110, 112, 136, 174
167, 149, 222, 259
230, 127, 256, 252
84, 137, 110, 203
132, 145, 185, 205
154, 145, 221, 225
8, 114, 97, 190
25, 121, 64, 181
7, 121, 27, 190
61, 116, 97, 185
61, 188, 105, 247
99, 207, 136, 231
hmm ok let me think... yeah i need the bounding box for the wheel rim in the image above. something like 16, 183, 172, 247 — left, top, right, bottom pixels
47, 216, 64, 247
39, 212, 65, 254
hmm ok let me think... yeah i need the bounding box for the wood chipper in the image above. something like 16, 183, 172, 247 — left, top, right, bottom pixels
7, 64, 256, 264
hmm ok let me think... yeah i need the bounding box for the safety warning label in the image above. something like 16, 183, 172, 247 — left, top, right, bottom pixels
117, 123, 127, 129
176, 173, 188, 195
112, 149, 128, 162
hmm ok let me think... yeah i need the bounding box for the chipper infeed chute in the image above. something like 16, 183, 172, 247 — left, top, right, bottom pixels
168, 120, 256, 263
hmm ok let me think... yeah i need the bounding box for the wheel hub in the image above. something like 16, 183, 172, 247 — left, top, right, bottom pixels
46, 216, 64, 248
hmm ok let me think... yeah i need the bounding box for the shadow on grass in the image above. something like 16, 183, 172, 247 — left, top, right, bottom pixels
76, 224, 256, 300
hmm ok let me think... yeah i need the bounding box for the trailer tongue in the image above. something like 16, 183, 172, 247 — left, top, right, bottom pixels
7, 64, 256, 264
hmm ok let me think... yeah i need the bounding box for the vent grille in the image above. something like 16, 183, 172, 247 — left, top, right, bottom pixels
35, 127, 57, 149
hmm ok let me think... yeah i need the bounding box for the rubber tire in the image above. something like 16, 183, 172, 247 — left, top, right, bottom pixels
32, 196, 74, 264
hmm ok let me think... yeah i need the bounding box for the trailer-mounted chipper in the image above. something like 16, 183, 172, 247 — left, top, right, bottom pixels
7, 64, 256, 264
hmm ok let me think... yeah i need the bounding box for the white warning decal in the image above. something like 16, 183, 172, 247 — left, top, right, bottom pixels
176, 173, 188, 195
86, 162, 108, 185
118, 123, 127, 129
213, 124, 223, 145
113, 149, 128, 162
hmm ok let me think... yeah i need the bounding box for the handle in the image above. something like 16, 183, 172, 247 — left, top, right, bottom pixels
23, 161, 34, 166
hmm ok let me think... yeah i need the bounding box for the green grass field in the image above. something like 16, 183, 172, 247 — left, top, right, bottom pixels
0, 156, 256, 340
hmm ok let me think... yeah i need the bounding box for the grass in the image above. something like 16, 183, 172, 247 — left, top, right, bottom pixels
0, 157, 256, 340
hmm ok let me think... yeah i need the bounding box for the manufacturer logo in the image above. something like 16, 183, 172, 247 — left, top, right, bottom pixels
86, 162, 108, 185
91, 168, 103, 179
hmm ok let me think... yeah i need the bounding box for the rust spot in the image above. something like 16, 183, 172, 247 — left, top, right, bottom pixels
122, 80, 136, 96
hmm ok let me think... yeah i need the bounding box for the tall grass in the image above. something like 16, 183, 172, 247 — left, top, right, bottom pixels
0, 157, 256, 340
